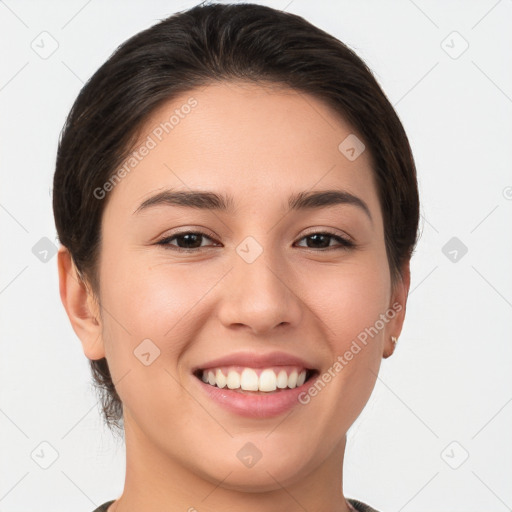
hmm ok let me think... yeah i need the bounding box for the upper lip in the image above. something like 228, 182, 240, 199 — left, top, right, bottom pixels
192, 351, 317, 372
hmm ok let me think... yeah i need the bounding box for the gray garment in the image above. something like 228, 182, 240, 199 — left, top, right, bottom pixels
92, 501, 114, 512
93, 498, 380, 511
348, 497, 380, 512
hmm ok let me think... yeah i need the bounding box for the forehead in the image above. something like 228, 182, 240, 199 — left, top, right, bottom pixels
105, 81, 381, 223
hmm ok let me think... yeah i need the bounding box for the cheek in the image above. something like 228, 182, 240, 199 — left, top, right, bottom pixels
306, 251, 391, 346
101, 254, 213, 337
100, 240, 391, 372
303, 250, 391, 408
98, 253, 229, 387
97, 259, 206, 425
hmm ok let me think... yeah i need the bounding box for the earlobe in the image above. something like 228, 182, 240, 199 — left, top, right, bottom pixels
383, 260, 411, 359
382, 335, 398, 359
57, 246, 105, 360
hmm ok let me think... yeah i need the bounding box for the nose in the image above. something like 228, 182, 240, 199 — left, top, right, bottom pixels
216, 246, 303, 336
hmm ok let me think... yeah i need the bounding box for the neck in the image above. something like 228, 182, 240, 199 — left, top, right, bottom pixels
111, 416, 353, 512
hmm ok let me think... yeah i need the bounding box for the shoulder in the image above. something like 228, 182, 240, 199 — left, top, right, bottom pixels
91, 500, 115, 512
347, 497, 381, 512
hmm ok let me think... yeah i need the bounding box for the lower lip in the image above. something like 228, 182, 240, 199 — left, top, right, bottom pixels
194, 374, 316, 419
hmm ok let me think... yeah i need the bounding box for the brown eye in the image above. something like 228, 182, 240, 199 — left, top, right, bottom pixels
156, 230, 355, 252
157, 231, 218, 251
295, 232, 355, 250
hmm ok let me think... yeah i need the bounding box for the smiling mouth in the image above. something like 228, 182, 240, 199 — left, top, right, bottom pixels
193, 366, 318, 393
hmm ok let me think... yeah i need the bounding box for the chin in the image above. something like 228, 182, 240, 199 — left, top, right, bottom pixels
192, 440, 318, 492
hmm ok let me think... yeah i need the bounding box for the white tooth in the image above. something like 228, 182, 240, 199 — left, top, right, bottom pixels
240, 368, 259, 391
259, 369, 277, 392
276, 370, 288, 388
207, 367, 306, 391
215, 369, 227, 388
227, 370, 241, 389
287, 370, 298, 388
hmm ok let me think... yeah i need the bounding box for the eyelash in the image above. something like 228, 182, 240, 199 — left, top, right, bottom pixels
156, 230, 355, 252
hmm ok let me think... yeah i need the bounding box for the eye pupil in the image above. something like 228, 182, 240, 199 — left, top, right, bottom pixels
178, 233, 202, 249
307, 234, 330, 248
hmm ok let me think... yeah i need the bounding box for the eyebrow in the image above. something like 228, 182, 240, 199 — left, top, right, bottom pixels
133, 189, 372, 223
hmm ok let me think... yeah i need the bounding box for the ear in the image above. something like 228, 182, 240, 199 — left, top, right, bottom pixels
382, 260, 411, 359
57, 246, 105, 360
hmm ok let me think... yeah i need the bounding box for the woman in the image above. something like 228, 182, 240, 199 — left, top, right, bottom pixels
53, 3, 419, 511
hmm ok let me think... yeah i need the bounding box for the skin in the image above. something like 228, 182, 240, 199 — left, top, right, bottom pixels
58, 81, 410, 512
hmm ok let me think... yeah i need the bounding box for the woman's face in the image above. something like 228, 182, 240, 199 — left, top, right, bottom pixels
74, 82, 408, 490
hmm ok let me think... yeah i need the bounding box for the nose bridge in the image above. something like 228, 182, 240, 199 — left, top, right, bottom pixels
218, 234, 301, 334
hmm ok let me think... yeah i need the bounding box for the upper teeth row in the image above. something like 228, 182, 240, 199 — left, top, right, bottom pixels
201, 368, 307, 392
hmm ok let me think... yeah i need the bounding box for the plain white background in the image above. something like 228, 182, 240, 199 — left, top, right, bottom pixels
1, 1, 511, 510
